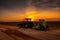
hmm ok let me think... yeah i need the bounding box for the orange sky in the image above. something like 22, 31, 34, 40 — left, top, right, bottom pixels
0, 7, 60, 22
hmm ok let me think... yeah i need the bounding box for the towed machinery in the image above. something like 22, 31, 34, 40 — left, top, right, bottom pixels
32, 19, 48, 31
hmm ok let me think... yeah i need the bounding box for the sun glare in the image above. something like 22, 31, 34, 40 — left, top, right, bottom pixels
25, 15, 34, 21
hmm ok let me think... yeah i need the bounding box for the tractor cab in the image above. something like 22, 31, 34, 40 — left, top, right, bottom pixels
24, 18, 31, 22
23, 18, 34, 28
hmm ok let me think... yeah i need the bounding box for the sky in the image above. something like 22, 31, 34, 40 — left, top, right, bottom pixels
0, 0, 60, 22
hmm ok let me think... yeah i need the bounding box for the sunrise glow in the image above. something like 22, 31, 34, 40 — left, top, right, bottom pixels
0, 0, 60, 22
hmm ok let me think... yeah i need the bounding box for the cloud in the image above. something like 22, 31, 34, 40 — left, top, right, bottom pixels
32, 0, 60, 9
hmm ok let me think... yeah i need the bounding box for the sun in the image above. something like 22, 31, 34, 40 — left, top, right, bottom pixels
26, 16, 34, 21
25, 14, 36, 21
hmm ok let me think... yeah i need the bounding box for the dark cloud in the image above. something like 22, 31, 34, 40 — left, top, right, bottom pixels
0, 0, 27, 10
0, 0, 60, 10
31, 0, 60, 9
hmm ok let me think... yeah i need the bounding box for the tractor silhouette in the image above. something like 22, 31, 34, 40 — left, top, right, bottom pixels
23, 18, 34, 28
17, 18, 34, 28
17, 18, 48, 31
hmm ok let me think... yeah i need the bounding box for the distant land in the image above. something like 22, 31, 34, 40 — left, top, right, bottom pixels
0, 21, 60, 29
